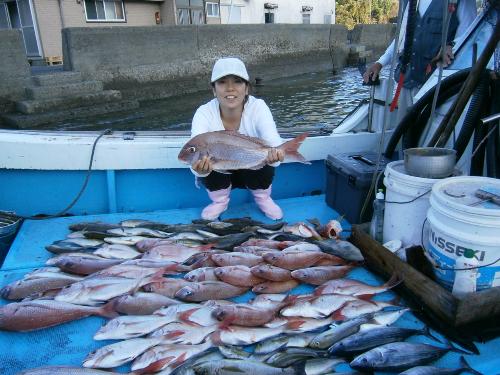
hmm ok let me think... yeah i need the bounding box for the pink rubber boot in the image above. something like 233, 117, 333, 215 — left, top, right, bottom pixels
201, 186, 231, 220
250, 185, 283, 220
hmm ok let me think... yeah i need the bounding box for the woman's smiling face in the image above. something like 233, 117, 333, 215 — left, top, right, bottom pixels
213, 75, 249, 110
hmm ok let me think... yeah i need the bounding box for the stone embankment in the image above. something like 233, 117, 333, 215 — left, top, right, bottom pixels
0, 24, 394, 128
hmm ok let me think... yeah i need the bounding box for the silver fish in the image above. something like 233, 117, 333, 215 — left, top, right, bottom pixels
316, 239, 364, 262
110, 292, 181, 315
264, 347, 325, 368
350, 342, 465, 372
399, 355, 481, 375
192, 358, 304, 375
94, 314, 178, 340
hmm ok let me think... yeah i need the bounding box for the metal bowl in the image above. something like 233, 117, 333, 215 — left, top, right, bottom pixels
404, 147, 456, 179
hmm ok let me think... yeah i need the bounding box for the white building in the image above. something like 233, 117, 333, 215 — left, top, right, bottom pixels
218, 0, 335, 24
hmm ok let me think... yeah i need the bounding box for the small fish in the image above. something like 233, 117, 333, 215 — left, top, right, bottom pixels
192, 358, 305, 375
110, 292, 181, 315
218, 345, 251, 359
103, 235, 149, 245
316, 239, 364, 262
184, 267, 219, 282
169, 349, 224, 375
55, 273, 163, 306
281, 242, 321, 252
264, 347, 326, 368
46, 253, 123, 276
0, 300, 117, 331
178, 130, 309, 171
328, 326, 434, 356
0, 271, 83, 300
149, 322, 217, 344
131, 341, 213, 373
94, 314, 178, 340
314, 273, 402, 298
254, 333, 317, 355
263, 251, 327, 270
251, 264, 293, 282
93, 243, 141, 259
252, 279, 299, 294
45, 240, 101, 254
350, 342, 467, 372
291, 265, 354, 285
214, 265, 265, 287
142, 278, 192, 298
332, 299, 400, 321
308, 315, 373, 349
69, 222, 120, 232
399, 356, 482, 375
304, 358, 346, 375
212, 303, 281, 327
205, 232, 255, 251
212, 252, 263, 267
107, 227, 171, 238
83, 337, 164, 368
280, 294, 358, 319
175, 281, 248, 301
211, 324, 290, 346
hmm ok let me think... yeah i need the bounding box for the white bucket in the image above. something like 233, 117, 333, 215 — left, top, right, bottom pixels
426, 176, 500, 291
383, 161, 440, 248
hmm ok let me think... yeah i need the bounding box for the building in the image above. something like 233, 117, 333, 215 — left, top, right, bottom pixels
0, 0, 335, 62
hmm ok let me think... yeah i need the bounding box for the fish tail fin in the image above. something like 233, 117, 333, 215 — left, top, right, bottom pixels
313, 285, 325, 296
383, 272, 404, 290
282, 294, 299, 306
98, 300, 119, 319
278, 132, 310, 164
164, 330, 185, 340
170, 352, 188, 369
134, 356, 175, 374
421, 325, 444, 343
460, 355, 483, 375
210, 330, 223, 345
444, 337, 478, 355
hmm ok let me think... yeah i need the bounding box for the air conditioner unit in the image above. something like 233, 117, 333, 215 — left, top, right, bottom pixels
302, 6, 313, 12
264, 3, 278, 9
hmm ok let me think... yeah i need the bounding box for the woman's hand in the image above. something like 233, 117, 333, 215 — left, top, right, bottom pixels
267, 148, 284, 164
192, 155, 213, 174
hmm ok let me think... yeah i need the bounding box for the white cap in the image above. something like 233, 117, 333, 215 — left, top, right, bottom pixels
211, 57, 249, 83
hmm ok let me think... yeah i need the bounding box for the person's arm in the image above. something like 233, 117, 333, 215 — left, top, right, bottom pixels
363, 39, 395, 83
189, 107, 213, 177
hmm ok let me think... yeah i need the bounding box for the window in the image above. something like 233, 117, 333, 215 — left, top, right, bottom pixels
176, 0, 205, 24
84, 0, 125, 22
265, 12, 274, 24
302, 13, 310, 24
206, 2, 219, 18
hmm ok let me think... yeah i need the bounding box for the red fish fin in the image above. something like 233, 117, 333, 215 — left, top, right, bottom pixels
332, 309, 345, 321
135, 356, 175, 374
357, 294, 374, 301
98, 301, 119, 319
278, 132, 310, 164
170, 352, 188, 369
218, 316, 236, 330
282, 294, 298, 306
177, 308, 200, 324
313, 285, 325, 296
286, 319, 305, 330
165, 330, 185, 339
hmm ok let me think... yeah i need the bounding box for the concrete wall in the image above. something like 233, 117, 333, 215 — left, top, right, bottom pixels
0, 30, 31, 112
62, 23, 349, 100
350, 24, 396, 60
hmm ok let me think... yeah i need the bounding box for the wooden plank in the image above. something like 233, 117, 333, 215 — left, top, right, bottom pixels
455, 286, 500, 326
350, 225, 459, 324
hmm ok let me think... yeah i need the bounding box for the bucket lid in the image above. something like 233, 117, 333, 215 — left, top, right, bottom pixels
431, 176, 500, 215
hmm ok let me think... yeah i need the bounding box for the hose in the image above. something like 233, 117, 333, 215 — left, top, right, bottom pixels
454, 71, 491, 160
384, 68, 471, 158
470, 114, 488, 175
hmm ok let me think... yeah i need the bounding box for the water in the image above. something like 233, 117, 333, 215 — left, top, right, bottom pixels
33, 67, 370, 132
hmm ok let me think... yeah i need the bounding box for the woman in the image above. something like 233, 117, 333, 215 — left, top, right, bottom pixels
190, 57, 284, 220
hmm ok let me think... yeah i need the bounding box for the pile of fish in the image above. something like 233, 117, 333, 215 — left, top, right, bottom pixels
1, 217, 480, 375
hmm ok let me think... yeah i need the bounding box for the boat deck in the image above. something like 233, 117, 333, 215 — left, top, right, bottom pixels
0, 195, 498, 374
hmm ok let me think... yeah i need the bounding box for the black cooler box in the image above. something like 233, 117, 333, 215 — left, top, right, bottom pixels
325, 152, 392, 224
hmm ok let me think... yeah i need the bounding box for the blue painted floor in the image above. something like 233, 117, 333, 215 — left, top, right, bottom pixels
0, 195, 498, 374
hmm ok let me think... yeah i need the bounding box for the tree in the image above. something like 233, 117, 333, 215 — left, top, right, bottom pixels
336, 0, 398, 29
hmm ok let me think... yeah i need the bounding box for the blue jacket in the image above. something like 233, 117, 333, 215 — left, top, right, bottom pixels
398, 0, 459, 88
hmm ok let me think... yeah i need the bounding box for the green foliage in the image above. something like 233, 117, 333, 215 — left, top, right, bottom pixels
336, 0, 399, 29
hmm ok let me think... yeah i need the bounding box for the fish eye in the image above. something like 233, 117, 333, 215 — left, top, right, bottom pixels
187, 146, 196, 153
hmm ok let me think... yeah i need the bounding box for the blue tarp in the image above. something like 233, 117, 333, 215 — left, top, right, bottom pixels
0, 196, 498, 374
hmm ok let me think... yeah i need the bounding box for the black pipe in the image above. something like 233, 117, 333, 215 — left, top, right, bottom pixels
384, 68, 471, 158
454, 71, 491, 160
470, 115, 488, 176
